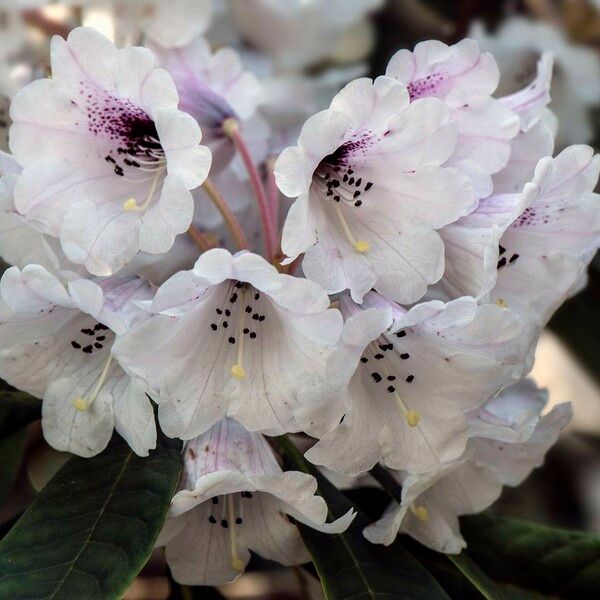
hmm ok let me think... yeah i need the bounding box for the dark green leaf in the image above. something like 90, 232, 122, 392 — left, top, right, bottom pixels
0, 430, 182, 599
0, 428, 28, 505
0, 388, 41, 442
276, 436, 449, 600
461, 512, 600, 599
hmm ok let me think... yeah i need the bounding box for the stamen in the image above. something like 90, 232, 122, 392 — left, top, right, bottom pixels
495, 298, 508, 308
227, 495, 245, 572
334, 203, 369, 253
73, 355, 113, 412
230, 287, 248, 380
410, 504, 429, 522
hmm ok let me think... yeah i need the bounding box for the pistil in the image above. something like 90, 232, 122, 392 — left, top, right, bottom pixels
227, 495, 245, 572
122, 170, 162, 212
334, 203, 370, 253
73, 355, 113, 412
410, 503, 429, 522
230, 288, 248, 380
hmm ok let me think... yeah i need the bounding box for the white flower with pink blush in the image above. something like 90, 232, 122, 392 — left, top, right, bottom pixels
0, 265, 156, 457
9, 27, 212, 277
297, 292, 524, 476
147, 34, 268, 174
113, 248, 343, 440
385, 39, 520, 197
157, 418, 355, 585
276, 76, 476, 304
363, 380, 571, 553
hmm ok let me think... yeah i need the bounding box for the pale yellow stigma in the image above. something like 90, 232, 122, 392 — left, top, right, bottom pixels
410, 504, 429, 522
495, 298, 508, 308
406, 410, 420, 428
122, 170, 162, 213
222, 117, 240, 138
73, 397, 88, 411
122, 197, 139, 211
334, 203, 369, 255
231, 364, 246, 379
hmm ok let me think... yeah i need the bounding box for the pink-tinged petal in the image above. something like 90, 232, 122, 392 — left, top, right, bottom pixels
386, 38, 499, 105
500, 53, 553, 132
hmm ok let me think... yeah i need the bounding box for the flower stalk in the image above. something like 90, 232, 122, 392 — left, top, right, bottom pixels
223, 118, 277, 261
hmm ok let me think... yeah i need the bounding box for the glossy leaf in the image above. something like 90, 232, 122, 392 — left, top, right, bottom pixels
276, 436, 449, 600
0, 430, 181, 599
461, 512, 600, 598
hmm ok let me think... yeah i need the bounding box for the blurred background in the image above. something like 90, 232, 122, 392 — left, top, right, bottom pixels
1, 0, 599, 598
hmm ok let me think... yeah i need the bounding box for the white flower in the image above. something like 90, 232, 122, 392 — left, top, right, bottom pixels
297, 292, 524, 476
385, 39, 520, 193
490, 145, 600, 327
229, 0, 382, 70
9, 27, 212, 276
437, 142, 600, 310
363, 380, 571, 553
0, 265, 156, 457
0, 152, 85, 276
147, 35, 268, 173
276, 76, 477, 304
112, 248, 343, 440
157, 418, 355, 585
471, 17, 600, 146
113, 0, 213, 48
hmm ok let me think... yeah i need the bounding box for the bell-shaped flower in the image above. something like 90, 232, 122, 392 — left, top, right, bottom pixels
385, 39, 520, 193
276, 76, 477, 304
490, 145, 600, 328
157, 418, 355, 585
112, 248, 343, 440
471, 17, 600, 146
437, 143, 600, 308
147, 35, 268, 173
0, 264, 156, 457
297, 291, 524, 476
9, 27, 212, 276
363, 379, 571, 553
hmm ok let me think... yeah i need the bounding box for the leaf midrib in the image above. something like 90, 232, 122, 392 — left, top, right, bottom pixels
43, 450, 133, 599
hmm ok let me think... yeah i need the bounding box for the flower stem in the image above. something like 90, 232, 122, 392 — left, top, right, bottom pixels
223, 118, 276, 261
187, 224, 215, 252
202, 178, 249, 251
266, 157, 282, 258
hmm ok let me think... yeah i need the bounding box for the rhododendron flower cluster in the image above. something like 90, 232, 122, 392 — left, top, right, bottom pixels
0, 4, 598, 588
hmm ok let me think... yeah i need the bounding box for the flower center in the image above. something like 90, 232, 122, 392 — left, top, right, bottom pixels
364, 339, 420, 428
314, 136, 376, 254
206, 492, 252, 572
207, 282, 267, 382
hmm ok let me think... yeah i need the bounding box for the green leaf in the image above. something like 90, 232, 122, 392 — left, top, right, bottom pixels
0, 428, 28, 505
0, 430, 182, 599
0, 388, 41, 442
276, 436, 449, 600
448, 553, 517, 600
461, 512, 600, 598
